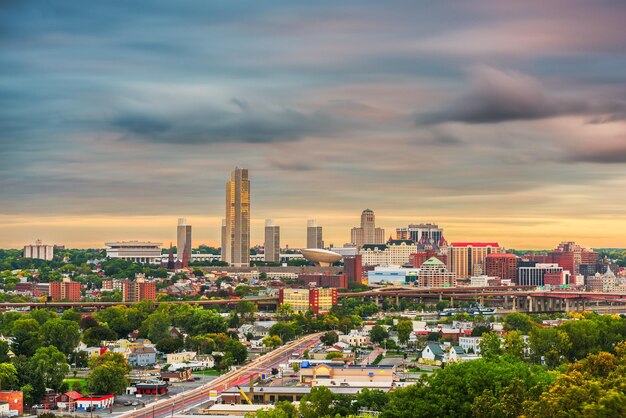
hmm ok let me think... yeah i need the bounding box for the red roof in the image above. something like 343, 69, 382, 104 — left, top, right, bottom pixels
77, 395, 115, 401
451, 242, 500, 247
63, 392, 83, 400
486, 253, 516, 258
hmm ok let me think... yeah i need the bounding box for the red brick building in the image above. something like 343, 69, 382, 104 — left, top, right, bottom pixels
343, 255, 363, 285
410, 250, 447, 268
298, 273, 347, 289
128, 280, 156, 301
485, 253, 518, 282
0, 391, 23, 414
544, 272, 565, 287
49, 280, 82, 301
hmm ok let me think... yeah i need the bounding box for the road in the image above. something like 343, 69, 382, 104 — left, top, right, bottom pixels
119, 333, 322, 418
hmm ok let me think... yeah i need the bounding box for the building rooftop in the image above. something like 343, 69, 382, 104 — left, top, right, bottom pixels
451, 242, 500, 247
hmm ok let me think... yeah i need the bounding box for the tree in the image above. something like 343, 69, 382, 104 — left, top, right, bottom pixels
224, 339, 248, 364
370, 325, 389, 344
320, 331, 339, 346
140, 311, 171, 343
269, 322, 298, 342
503, 331, 526, 360
87, 352, 131, 395
0, 363, 18, 390
83, 326, 118, 347
41, 318, 81, 355
31, 346, 70, 392
529, 327, 571, 368
30, 309, 56, 325
156, 337, 184, 354
326, 352, 343, 360
356, 388, 390, 412
397, 320, 413, 345
262, 335, 283, 349
61, 309, 83, 323
471, 325, 491, 337
503, 313, 534, 334
300, 386, 335, 418
11, 318, 42, 357
479, 332, 502, 359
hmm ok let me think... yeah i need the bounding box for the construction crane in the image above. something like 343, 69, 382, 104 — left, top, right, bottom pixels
236, 386, 252, 405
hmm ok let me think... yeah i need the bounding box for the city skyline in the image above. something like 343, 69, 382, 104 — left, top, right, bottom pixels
2, 1, 626, 249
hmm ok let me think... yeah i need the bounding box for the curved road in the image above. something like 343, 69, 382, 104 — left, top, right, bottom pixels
120, 333, 322, 418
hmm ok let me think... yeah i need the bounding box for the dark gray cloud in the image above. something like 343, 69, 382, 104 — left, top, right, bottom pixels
110, 102, 338, 144
415, 66, 626, 125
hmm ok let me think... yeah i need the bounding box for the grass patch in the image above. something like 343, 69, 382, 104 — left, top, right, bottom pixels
191, 370, 221, 376
64, 378, 88, 385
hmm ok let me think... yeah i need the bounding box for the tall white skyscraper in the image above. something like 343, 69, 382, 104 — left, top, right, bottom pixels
264, 219, 280, 263
307, 219, 323, 249
224, 167, 250, 267
176, 218, 192, 265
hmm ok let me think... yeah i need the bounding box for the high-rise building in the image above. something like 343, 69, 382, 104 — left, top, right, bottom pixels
343, 255, 363, 285
49, 279, 81, 301
396, 223, 444, 245
220, 219, 227, 263
128, 278, 156, 302
224, 167, 250, 267
176, 218, 192, 266
278, 288, 337, 314
350, 209, 385, 247
448, 242, 503, 278
264, 219, 280, 263
485, 253, 518, 283
23, 240, 54, 261
306, 219, 323, 249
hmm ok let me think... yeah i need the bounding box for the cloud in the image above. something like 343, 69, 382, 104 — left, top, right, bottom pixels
415, 66, 626, 127
415, 66, 596, 124
110, 102, 339, 144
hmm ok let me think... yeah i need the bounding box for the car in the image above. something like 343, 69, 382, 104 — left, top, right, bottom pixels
123, 401, 132, 406
193, 377, 201, 381
187, 378, 196, 382
131, 402, 139, 406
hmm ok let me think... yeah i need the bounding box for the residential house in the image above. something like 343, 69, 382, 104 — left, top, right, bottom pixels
128, 346, 157, 367
421, 343, 445, 362
167, 351, 197, 364
55, 392, 82, 410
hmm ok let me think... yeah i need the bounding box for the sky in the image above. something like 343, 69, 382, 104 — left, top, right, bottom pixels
2, 0, 626, 250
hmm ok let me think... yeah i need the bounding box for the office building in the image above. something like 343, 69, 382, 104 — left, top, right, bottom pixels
49, 279, 81, 301
418, 257, 456, 287
224, 167, 250, 267
360, 240, 418, 266
485, 253, 518, 283
278, 288, 338, 314
264, 219, 280, 263
396, 223, 444, 246
343, 255, 363, 285
518, 263, 563, 287
350, 209, 385, 247
176, 218, 192, 267
105, 241, 162, 264
23, 240, 54, 261
448, 242, 503, 278
220, 219, 227, 263
307, 220, 323, 249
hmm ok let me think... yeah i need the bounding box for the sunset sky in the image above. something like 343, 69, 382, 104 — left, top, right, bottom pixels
2, 1, 626, 249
